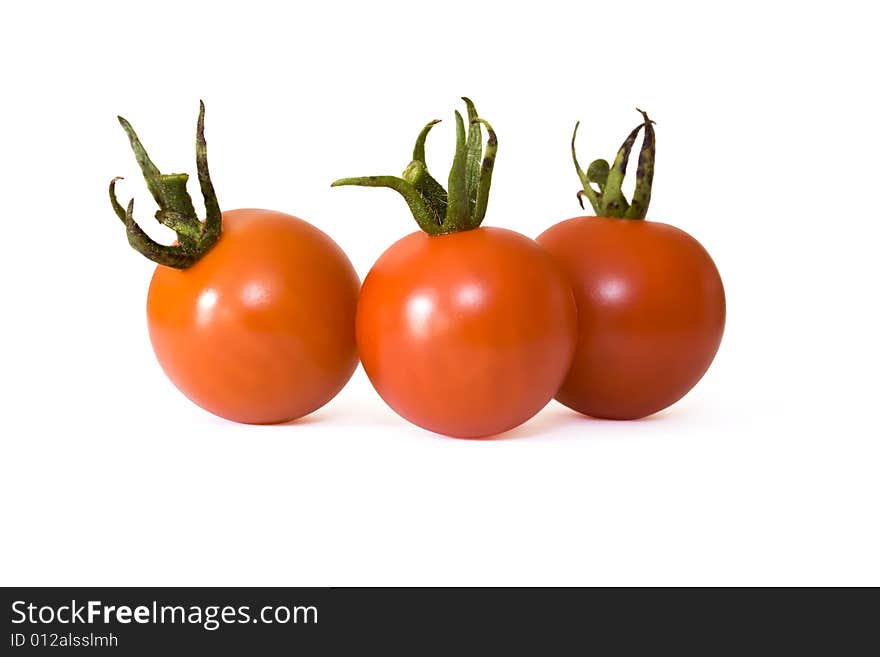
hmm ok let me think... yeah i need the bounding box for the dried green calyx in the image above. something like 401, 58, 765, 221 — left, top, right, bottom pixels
572, 109, 656, 220
331, 97, 498, 235
109, 101, 222, 269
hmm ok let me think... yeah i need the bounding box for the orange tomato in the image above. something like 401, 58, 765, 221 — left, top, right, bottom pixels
147, 209, 360, 424
356, 227, 577, 438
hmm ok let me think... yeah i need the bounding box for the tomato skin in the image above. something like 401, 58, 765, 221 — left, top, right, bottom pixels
147, 209, 360, 424
356, 226, 577, 438
536, 217, 725, 420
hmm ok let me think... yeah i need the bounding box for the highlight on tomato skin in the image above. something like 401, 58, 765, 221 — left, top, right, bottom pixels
333, 98, 577, 439
109, 103, 360, 424
536, 110, 726, 420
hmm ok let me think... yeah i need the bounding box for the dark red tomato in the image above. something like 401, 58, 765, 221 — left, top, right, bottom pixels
148, 209, 360, 424
356, 227, 577, 438
536, 217, 725, 420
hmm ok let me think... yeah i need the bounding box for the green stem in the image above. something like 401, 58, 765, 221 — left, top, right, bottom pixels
407, 120, 448, 223
445, 110, 469, 231
413, 119, 441, 164
571, 109, 656, 220
600, 122, 644, 216
572, 121, 600, 214
462, 97, 482, 217
624, 109, 656, 219
109, 101, 222, 269
332, 98, 498, 236
331, 175, 439, 233
196, 100, 222, 241
471, 118, 497, 226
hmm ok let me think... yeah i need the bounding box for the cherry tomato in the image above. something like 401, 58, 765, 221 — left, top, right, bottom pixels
537, 109, 725, 420
357, 227, 576, 438
537, 217, 724, 420
334, 99, 576, 438
147, 209, 360, 424
110, 104, 359, 424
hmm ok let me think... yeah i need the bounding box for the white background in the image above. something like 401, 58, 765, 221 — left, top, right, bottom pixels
1, 1, 877, 586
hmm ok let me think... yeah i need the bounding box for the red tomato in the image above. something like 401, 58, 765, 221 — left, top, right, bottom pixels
147, 209, 360, 424
536, 217, 725, 419
356, 227, 577, 438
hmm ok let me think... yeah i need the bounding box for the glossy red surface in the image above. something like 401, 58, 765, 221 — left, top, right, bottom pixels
537, 216, 725, 419
356, 226, 577, 438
